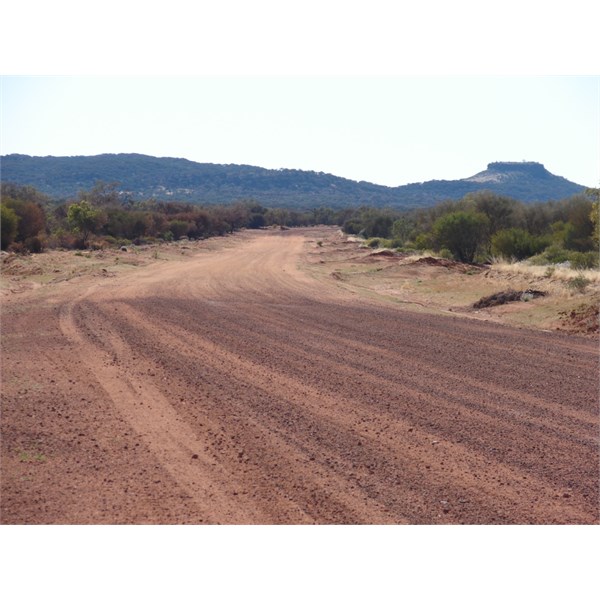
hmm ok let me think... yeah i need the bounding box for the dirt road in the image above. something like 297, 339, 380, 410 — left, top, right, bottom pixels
1, 228, 598, 523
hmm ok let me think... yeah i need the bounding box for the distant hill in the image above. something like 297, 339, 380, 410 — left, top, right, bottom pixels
0, 154, 586, 208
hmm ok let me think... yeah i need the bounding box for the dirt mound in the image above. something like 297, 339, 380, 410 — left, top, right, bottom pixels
413, 256, 483, 273
473, 289, 547, 309
354, 249, 410, 263
559, 303, 599, 335
1, 255, 44, 276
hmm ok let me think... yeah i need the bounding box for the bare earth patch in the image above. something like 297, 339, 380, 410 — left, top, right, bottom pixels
307, 231, 600, 337
1, 227, 598, 524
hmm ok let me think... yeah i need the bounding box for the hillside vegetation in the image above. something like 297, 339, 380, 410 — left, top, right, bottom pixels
1, 182, 598, 273
1, 154, 585, 208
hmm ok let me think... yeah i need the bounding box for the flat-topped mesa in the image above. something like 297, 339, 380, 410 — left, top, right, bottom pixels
465, 161, 556, 185
486, 161, 549, 176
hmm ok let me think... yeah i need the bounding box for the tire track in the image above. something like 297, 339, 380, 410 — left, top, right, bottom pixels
5, 228, 597, 523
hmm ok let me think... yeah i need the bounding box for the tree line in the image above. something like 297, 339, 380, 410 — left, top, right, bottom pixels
1, 182, 598, 268
341, 189, 599, 267
0, 181, 338, 252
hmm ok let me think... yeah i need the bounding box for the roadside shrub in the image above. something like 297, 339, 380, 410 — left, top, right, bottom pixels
67, 200, 106, 246
432, 211, 490, 263
248, 213, 266, 229
8, 241, 28, 254
342, 219, 363, 235
1, 204, 20, 249
529, 246, 599, 269
370, 216, 394, 238
168, 220, 190, 240
101, 235, 119, 246
569, 251, 599, 270
367, 238, 382, 248
24, 235, 45, 253
391, 217, 414, 245
46, 228, 78, 250
132, 237, 155, 246
529, 244, 571, 265
414, 232, 433, 251
491, 228, 550, 260
72, 237, 88, 250
3, 199, 46, 243
438, 248, 453, 260
567, 275, 591, 293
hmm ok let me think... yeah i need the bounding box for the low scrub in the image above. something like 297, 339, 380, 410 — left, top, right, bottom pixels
566, 275, 591, 293
529, 246, 599, 269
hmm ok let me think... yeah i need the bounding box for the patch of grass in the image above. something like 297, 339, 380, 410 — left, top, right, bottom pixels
492, 258, 600, 283
18, 449, 47, 463
567, 274, 591, 293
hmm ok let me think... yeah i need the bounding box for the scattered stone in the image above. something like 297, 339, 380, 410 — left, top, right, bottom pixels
558, 303, 599, 335
191, 454, 199, 459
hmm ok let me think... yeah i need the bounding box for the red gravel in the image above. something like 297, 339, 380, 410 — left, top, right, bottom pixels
1, 229, 598, 523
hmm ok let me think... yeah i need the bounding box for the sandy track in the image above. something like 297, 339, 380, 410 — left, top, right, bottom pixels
1, 228, 598, 523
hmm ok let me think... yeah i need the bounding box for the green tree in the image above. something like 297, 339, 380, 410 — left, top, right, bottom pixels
364, 214, 393, 238
563, 194, 594, 251
590, 196, 599, 247
1, 204, 20, 249
67, 200, 105, 246
491, 228, 549, 260
391, 217, 414, 244
78, 181, 123, 208
463, 191, 522, 234
3, 197, 46, 246
168, 219, 191, 239
433, 211, 490, 263
312, 206, 335, 225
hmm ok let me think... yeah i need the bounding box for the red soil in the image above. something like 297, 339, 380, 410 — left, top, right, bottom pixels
1, 229, 598, 524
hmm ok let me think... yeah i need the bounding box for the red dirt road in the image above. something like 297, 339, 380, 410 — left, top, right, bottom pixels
1, 229, 598, 523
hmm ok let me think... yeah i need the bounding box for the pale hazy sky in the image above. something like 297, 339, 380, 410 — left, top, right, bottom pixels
1, 2, 599, 190
2, 76, 598, 188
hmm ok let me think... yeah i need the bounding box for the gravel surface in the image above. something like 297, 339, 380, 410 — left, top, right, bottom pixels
1, 228, 598, 523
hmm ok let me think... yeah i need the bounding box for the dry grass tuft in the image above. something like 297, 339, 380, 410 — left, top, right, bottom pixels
490, 258, 600, 283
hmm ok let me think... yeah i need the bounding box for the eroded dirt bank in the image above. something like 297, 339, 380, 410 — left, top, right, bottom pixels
1, 228, 598, 523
